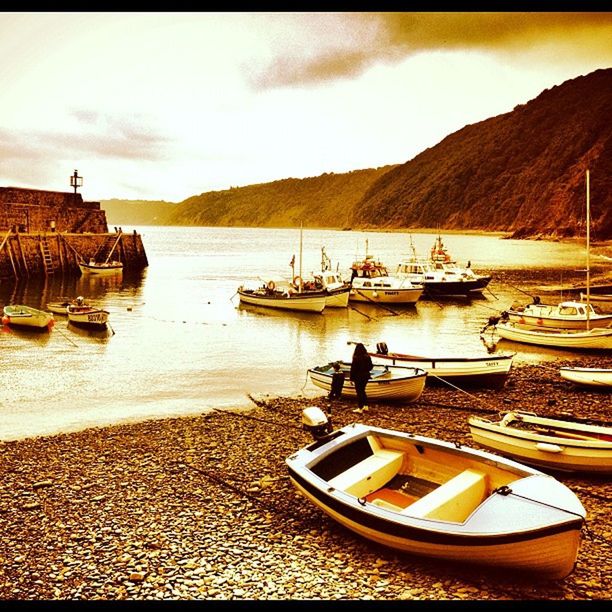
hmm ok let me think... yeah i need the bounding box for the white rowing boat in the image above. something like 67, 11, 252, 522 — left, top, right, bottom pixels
2, 305, 54, 330
308, 362, 427, 403
468, 411, 612, 474
494, 320, 612, 351
288, 409, 586, 578
368, 342, 515, 389
559, 366, 612, 389
79, 260, 123, 275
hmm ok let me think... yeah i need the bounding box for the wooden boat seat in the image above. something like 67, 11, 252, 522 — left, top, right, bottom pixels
328, 448, 404, 498
402, 468, 487, 523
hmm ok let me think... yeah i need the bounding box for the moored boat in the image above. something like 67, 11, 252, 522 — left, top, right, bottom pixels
67, 297, 110, 329
2, 305, 54, 330
493, 320, 612, 351
505, 299, 612, 329
287, 409, 586, 578
308, 362, 427, 402
468, 411, 612, 474
46, 298, 74, 315
368, 341, 515, 389
559, 366, 612, 389
79, 259, 123, 275
237, 279, 327, 313
349, 245, 424, 305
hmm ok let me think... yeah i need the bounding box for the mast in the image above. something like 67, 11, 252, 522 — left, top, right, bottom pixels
299, 221, 303, 291
586, 169, 590, 330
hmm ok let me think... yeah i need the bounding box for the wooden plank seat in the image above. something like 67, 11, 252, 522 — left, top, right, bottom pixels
364, 487, 418, 511
401, 468, 487, 523
328, 448, 404, 498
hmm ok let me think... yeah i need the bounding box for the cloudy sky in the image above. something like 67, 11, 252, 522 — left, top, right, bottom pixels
1, 12, 611, 202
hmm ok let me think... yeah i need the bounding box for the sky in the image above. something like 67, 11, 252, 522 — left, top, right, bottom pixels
1, 11, 611, 203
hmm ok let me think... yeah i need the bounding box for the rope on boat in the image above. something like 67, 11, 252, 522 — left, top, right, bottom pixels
354, 290, 400, 316
53, 325, 79, 348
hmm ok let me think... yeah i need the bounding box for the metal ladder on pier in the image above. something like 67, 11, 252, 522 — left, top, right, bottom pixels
39, 235, 55, 276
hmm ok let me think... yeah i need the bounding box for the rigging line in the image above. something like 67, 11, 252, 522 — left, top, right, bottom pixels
348, 304, 376, 320
53, 325, 79, 348
354, 289, 400, 316
421, 375, 502, 412
212, 407, 305, 433
175, 460, 319, 527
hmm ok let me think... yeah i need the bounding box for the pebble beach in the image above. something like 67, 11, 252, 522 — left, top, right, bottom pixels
0, 357, 610, 601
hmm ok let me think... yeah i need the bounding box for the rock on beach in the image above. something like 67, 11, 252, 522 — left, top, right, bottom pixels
0, 358, 610, 600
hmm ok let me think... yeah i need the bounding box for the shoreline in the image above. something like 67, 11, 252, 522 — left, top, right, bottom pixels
0, 358, 610, 600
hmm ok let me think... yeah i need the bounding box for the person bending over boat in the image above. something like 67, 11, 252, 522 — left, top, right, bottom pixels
350, 343, 372, 414
328, 362, 345, 401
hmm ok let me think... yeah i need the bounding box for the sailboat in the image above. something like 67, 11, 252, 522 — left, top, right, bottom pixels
493, 170, 612, 351
237, 223, 329, 313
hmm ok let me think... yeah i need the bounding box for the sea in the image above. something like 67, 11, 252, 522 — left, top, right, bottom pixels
0, 226, 602, 442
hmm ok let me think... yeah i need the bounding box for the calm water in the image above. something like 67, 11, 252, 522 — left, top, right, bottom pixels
0, 226, 602, 442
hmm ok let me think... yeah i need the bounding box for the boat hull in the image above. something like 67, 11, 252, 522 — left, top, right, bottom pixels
349, 286, 423, 304
287, 423, 585, 578
423, 279, 485, 297
238, 288, 326, 313
369, 351, 514, 390
468, 415, 612, 474
79, 262, 123, 275
308, 363, 427, 402
559, 367, 612, 389
325, 287, 350, 308
67, 307, 110, 329
506, 311, 612, 330
496, 322, 612, 350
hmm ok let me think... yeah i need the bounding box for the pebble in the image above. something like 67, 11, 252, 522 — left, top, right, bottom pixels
0, 359, 609, 600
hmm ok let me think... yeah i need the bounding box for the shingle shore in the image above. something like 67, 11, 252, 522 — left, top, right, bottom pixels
0, 358, 610, 600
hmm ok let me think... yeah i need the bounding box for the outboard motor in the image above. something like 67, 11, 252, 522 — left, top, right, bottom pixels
376, 342, 388, 355
301, 406, 332, 441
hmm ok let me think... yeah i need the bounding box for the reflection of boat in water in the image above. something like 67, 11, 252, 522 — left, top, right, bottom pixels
67, 321, 112, 339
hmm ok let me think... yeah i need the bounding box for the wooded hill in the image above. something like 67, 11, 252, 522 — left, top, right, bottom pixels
103, 67, 612, 240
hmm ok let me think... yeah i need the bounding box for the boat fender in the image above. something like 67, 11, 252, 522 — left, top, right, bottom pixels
293, 276, 302, 288
1, 315, 8, 325
267, 280, 276, 291
536, 442, 563, 454
358, 497, 367, 506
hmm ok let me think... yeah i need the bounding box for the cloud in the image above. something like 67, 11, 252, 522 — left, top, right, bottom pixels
253, 12, 612, 88
0, 112, 173, 163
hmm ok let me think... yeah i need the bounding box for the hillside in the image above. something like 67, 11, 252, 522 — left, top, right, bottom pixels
164, 167, 396, 229
354, 68, 612, 240
102, 68, 612, 240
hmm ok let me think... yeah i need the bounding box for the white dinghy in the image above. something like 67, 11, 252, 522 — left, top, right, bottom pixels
287, 408, 586, 579
468, 411, 612, 474
559, 366, 612, 389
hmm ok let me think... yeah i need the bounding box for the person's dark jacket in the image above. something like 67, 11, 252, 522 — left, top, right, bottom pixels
350, 349, 373, 384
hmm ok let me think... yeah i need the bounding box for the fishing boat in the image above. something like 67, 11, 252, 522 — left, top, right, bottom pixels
2, 305, 54, 330
308, 362, 427, 402
468, 411, 612, 474
488, 170, 612, 352
66, 297, 109, 329
349, 243, 424, 305
492, 320, 612, 351
287, 408, 586, 578
559, 366, 612, 389
395, 239, 485, 298
428, 234, 492, 293
504, 299, 612, 329
237, 279, 327, 313
301, 248, 351, 308
79, 259, 124, 275
368, 341, 515, 389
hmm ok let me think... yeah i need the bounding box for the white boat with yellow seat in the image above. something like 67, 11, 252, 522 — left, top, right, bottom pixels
287, 410, 585, 579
